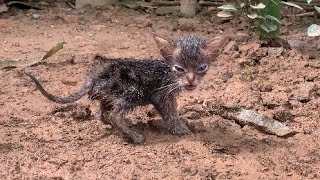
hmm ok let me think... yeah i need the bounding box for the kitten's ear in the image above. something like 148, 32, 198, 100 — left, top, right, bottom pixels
153, 34, 175, 60
202, 35, 230, 60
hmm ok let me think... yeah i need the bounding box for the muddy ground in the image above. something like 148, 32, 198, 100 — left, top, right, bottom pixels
0, 3, 320, 180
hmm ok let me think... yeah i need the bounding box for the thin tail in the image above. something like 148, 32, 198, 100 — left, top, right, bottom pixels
26, 73, 93, 104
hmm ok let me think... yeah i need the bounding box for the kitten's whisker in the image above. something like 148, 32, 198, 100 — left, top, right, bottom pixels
155, 82, 179, 92
153, 82, 181, 102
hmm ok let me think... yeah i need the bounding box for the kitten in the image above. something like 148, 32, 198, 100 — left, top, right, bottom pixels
26, 34, 228, 144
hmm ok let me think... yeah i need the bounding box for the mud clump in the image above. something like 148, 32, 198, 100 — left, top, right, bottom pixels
50, 104, 92, 121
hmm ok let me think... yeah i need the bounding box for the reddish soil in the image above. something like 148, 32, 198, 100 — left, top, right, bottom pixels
0, 3, 319, 180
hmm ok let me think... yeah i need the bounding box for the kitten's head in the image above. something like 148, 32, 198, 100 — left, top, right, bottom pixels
154, 34, 229, 91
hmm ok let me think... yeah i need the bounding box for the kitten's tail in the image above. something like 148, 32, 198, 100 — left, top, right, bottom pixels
26, 73, 93, 104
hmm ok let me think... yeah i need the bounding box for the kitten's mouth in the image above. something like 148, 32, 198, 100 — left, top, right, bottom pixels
184, 85, 197, 91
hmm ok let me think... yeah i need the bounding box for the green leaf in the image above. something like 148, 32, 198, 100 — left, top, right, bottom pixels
270, 0, 280, 5
307, 24, 320, 36
260, 23, 278, 33
307, 0, 313, 4
268, 23, 278, 31
247, 13, 258, 19
217, 4, 237, 11
217, 11, 233, 18
265, 15, 282, 24
260, 24, 271, 33
250, 3, 266, 9
314, 6, 320, 13
281, 1, 303, 10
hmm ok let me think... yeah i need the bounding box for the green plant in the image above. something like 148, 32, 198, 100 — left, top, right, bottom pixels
217, 1, 305, 39
306, 0, 320, 36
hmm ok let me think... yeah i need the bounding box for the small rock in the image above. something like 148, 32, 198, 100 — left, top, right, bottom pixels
177, 18, 196, 31
0, 3, 8, 13
267, 47, 283, 57
236, 57, 251, 67
51, 104, 92, 121
187, 119, 206, 132
258, 83, 273, 92
183, 111, 201, 120
273, 108, 293, 122
221, 71, 233, 83
239, 43, 260, 56
235, 32, 249, 42
223, 41, 238, 54
32, 14, 40, 19
105, 124, 113, 129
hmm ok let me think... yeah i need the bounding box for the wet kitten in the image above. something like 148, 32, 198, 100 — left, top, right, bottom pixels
26, 34, 228, 144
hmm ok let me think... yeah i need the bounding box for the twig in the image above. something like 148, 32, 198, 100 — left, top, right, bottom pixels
284, 12, 315, 17
152, 1, 180, 6
198, 1, 225, 6
151, 0, 226, 6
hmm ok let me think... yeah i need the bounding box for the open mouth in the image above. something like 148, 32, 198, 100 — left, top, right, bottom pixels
184, 85, 197, 90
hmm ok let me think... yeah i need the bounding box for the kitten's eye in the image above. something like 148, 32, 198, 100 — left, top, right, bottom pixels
197, 64, 208, 73
172, 65, 185, 73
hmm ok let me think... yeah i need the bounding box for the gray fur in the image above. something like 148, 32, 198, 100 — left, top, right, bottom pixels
26, 35, 227, 144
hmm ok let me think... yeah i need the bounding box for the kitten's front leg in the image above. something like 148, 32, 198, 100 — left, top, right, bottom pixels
152, 95, 191, 135
111, 99, 145, 144
98, 98, 114, 125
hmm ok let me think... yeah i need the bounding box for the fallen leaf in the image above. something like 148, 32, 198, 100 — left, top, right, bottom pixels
0, 42, 66, 69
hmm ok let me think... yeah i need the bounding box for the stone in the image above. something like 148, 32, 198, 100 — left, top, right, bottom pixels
273, 108, 293, 122
183, 111, 201, 120
177, 18, 197, 31
237, 109, 296, 137
0, 3, 8, 13
239, 42, 260, 56
235, 32, 249, 42
223, 41, 238, 53
221, 71, 233, 83
258, 83, 273, 92
186, 119, 206, 132
267, 47, 283, 57
32, 14, 40, 19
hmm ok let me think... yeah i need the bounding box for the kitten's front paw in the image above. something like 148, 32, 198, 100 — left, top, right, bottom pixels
168, 121, 191, 135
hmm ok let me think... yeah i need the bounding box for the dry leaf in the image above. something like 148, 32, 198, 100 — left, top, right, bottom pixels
0, 42, 66, 69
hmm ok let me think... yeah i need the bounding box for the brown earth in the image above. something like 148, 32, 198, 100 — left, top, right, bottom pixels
0, 4, 320, 180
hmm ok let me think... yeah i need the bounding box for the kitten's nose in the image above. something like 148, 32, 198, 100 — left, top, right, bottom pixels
185, 73, 195, 84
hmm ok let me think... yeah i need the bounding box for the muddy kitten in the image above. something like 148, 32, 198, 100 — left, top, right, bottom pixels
26, 35, 228, 144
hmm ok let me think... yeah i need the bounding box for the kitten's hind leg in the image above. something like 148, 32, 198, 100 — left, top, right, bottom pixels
110, 100, 144, 144
152, 95, 191, 135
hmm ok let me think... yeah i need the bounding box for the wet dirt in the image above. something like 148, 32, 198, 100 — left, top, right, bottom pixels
0, 4, 320, 180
